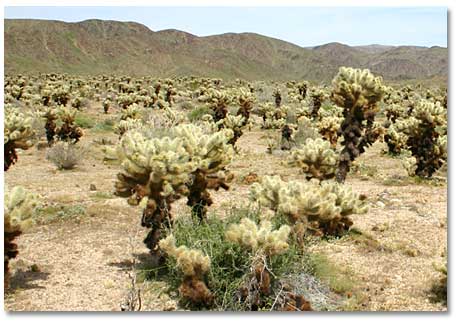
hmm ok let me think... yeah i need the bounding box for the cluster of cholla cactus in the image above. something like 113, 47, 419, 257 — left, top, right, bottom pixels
288, 138, 338, 181
226, 218, 291, 310
250, 176, 367, 240
394, 100, 447, 177
297, 81, 308, 100
259, 103, 288, 129
236, 89, 256, 125
114, 103, 144, 136
165, 85, 177, 106
42, 106, 83, 145
197, 89, 230, 124
113, 124, 234, 257
331, 67, 387, 182
217, 115, 246, 147
4, 186, 38, 287
159, 235, 213, 305
4, 107, 35, 171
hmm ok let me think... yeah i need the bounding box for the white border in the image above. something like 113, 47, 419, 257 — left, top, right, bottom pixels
1, 1, 457, 324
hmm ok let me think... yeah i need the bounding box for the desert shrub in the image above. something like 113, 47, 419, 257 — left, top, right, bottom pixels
188, 105, 212, 122
46, 141, 83, 170
94, 118, 115, 132
75, 112, 95, 129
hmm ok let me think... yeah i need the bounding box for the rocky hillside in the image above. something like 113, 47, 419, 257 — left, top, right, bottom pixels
4, 19, 448, 82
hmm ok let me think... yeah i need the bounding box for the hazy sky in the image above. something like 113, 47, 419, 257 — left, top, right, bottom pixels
4, 6, 447, 47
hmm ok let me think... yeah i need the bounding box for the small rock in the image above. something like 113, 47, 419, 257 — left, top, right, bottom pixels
89, 184, 97, 191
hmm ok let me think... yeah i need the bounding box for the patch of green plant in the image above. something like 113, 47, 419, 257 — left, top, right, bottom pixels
144, 207, 311, 311
75, 113, 95, 129
187, 105, 211, 122
93, 118, 115, 132
34, 204, 87, 224
306, 253, 355, 295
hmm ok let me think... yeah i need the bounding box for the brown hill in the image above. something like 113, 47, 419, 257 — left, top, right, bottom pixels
4, 19, 448, 82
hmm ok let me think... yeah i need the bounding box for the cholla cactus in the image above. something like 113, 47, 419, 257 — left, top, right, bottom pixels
159, 235, 213, 305
165, 85, 177, 106
288, 138, 338, 181
51, 85, 70, 106
401, 150, 417, 176
207, 90, 231, 123
173, 124, 234, 219
309, 88, 326, 119
117, 93, 136, 109
4, 187, 38, 286
114, 129, 194, 256
272, 88, 282, 107
297, 81, 308, 100
103, 98, 111, 114
316, 116, 343, 147
226, 218, 290, 257
217, 115, 245, 147
384, 103, 407, 123
250, 176, 367, 239
55, 106, 83, 143
121, 103, 142, 121
114, 118, 144, 137
114, 124, 234, 254
398, 100, 447, 177
226, 218, 291, 309
331, 67, 387, 182
4, 107, 35, 171
236, 89, 256, 125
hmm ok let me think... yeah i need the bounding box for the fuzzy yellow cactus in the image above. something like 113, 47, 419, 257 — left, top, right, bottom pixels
121, 103, 142, 121
236, 89, 256, 124
396, 100, 447, 177
316, 116, 343, 147
226, 218, 291, 257
4, 186, 39, 285
288, 138, 338, 181
114, 118, 144, 136
331, 67, 387, 182
251, 176, 367, 238
4, 107, 35, 171
159, 235, 213, 305
114, 123, 234, 254
114, 128, 195, 255
217, 115, 245, 146
226, 218, 291, 308
159, 235, 211, 277
172, 124, 234, 219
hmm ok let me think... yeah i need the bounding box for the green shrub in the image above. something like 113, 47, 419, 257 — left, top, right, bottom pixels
75, 112, 95, 129
145, 208, 309, 311
187, 106, 212, 122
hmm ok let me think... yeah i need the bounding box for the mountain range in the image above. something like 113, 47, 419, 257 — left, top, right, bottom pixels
4, 19, 448, 83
